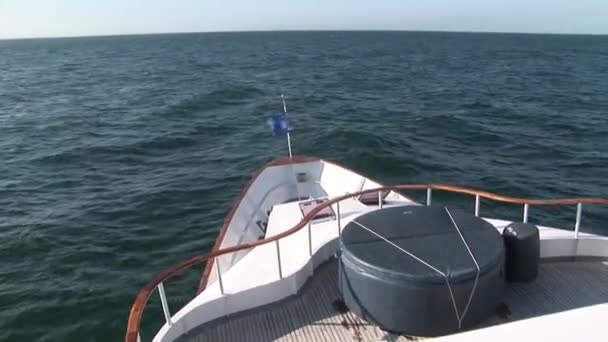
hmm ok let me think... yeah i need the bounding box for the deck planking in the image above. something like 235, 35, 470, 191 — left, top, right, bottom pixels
179, 259, 608, 342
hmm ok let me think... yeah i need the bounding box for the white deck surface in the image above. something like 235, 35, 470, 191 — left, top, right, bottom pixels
216, 198, 415, 298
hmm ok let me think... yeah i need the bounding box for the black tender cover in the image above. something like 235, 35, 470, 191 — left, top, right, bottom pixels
339, 205, 505, 336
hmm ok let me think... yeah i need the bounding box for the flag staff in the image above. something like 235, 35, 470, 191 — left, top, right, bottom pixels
281, 94, 293, 158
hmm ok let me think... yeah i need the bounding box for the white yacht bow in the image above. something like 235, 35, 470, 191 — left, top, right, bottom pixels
126, 156, 608, 342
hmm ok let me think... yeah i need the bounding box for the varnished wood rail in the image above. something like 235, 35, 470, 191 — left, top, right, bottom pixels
126, 184, 608, 342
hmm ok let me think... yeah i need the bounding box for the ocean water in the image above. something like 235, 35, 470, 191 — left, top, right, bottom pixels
1, 31, 608, 341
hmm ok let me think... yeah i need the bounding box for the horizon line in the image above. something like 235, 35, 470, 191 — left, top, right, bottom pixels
2, 28, 608, 41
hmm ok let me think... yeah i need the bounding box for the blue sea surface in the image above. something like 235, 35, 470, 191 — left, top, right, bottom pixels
1, 31, 607, 341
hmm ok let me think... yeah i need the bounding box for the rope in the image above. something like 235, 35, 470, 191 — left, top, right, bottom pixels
444, 207, 481, 329
350, 220, 462, 326
351, 207, 482, 330
350, 220, 446, 276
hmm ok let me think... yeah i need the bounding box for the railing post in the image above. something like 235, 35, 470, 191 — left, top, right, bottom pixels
426, 188, 432, 206
307, 222, 312, 256
474, 195, 480, 217
215, 258, 225, 295
275, 240, 283, 279
574, 203, 582, 239
337, 201, 342, 237
378, 191, 383, 208
523, 203, 529, 223
157, 282, 172, 326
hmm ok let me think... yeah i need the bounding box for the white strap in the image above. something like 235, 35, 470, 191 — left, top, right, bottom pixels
351, 219, 462, 328
445, 207, 481, 329
350, 207, 482, 330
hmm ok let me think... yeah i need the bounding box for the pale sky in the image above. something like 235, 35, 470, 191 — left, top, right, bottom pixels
1, 0, 607, 39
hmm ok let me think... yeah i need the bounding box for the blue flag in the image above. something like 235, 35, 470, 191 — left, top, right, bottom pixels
267, 113, 289, 136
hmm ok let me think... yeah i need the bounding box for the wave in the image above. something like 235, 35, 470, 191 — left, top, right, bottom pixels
163, 84, 264, 116
32, 132, 203, 164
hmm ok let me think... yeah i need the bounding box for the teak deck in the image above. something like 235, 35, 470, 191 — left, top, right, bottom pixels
179, 258, 608, 342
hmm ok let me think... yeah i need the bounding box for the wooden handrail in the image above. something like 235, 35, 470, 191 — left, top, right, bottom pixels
125, 184, 608, 342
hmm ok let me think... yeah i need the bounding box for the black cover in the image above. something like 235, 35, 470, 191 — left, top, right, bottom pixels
339, 205, 505, 336
502, 222, 540, 282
